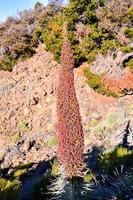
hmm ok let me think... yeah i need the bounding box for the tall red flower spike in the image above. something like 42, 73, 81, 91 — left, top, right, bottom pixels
56, 39, 84, 179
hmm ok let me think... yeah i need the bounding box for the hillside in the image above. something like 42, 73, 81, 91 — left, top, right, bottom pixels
0, 43, 133, 166
0, 43, 133, 199
0, 0, 133, 200
0, 0, 133, 96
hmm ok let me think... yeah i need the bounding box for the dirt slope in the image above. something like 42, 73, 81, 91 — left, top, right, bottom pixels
0, 44, 133, 169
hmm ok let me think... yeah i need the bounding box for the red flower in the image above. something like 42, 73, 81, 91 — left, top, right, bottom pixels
56, 39, 84, 178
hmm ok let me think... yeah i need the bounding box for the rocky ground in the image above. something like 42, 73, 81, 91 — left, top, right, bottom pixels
0, 44, 133, 170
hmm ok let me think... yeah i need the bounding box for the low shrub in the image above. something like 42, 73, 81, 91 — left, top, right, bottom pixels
125, 58, 133, 72
87, 119, 98, 128
11, 133, 20, 144
120, 45, 132, 53
33, 26, 43, 43
100, 147, 133, 173
84, 171, 95, 183
101, 40, 119, 55
19, 119, 30, 132
13, 169, 28, 179
124, 27, 133, 39
127, 7, 133, 22
0, 178, 21, 200
43, 13, 64, 62
47, 135, 58, 148
107, 112, 124, 128
87, 49, 100, 64
16, 163, 33, 170
0, 55, 16, 71
51, 159, 60, 176
79, 36, 96, 57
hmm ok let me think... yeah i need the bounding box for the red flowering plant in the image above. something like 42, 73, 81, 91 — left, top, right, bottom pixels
56, 38, 84, 179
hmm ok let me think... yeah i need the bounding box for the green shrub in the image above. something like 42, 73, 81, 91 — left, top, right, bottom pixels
87, 49, 100, 64
16, 163, 32, 170
11, 133, 20, 143
0, 178, 21, 200
84, 171, 95, 183
127, 7, 133, 22
43, 13, 64, 62
13, 169, 28, 178
33, 26, 43, 42
0, 178, 7, 189
124, 27, 133, 39
0, 0, 132, 73
90, 31, 103, 45
107, 112, 124, 128
87, 119, 98, 128
91, 111, 124, 140
19, 119, 30, 132
87, 71, 102, 89
84, 67, 118, 97
44, 30, 63, 62
93, 123, 108, 140
125, 58, 133, 72
0, 55, 16, 71
120, 45, 132, 53
51, 159, 60, 176
72, 43, 85, 66
100, 147, 133, 173
79, 36, 96, 59
0, 45, 36, 71
47, 135, 58, 148
101, 40, 119, 55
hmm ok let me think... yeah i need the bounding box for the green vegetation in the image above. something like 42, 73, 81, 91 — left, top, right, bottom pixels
89, 111, 125, 140
0, 0, 133, 197
16, 163, 33, 170
124, 27, 133, 39
84, 67, 118, 97
107, 112, 123, 128
11, 133, 20, 143
33, 26, 43, 43
47, 135, 58, 148
0, 178, 21, 200
87, 49, 100, 64
0, 0, 132, 71
43, 13, 64, 62
87, 119, 98, 128
13, 169, 28, 178
101, 40, 119, 55
120, 45, 132, 53
1, 147, 132, 200
125, 58, 133, 72
43, 0, 133, 66
51, 159, 60, 176
0, 55, 16, 71
84, 171, 95, 183
19, 119, 30, 132
100, 147, 133, 173
28, 147, 133, 200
